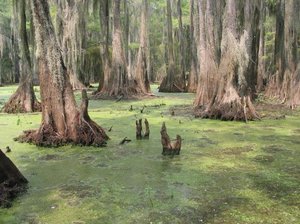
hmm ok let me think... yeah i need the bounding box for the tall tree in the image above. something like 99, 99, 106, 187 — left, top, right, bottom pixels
94, 0, 148, 98
257, 0, 266, 91
97, 0, 111, 93
55, 0, 86, 90
135, 0, 151, 94
123, 0, 130, 65
11, 0, 20, 83
187, 0, 198, 92
2, 0, 40, 113
266, 0, 300, 107
194, 0, 260, 121
177, 0, 186, 90
159, 0, 185, 92
18, 0, 108, 146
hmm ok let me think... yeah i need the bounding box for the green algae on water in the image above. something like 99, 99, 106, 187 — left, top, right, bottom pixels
0, 85, 299, 224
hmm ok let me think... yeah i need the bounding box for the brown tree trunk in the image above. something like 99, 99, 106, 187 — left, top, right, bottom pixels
244, 0, 260, 94
94, 0, 148, 99
194, 0, 260, 121
135, 0, 151, 94
97, 0, 111, 93
159, 0, 185, 92
11, 0, 20, 83
109, 0, 130, 96
266, 0, 300, 107
2, 0, 40, 113
177, 0, 186, 90
123, 0, 130, 65
17, 0, 108, 147
0, 150, 28, 207
194, 0, 218, 107
187, 0, 198, 93
257, 0, 266, 92
55, 0, 86, 90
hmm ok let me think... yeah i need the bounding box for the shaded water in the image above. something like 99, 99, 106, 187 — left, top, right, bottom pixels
0, 85, 299, 223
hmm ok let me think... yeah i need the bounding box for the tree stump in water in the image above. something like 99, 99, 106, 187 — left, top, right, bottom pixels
136, 118, 150, 139
0, 150, 28, 207
160, 122, 182, 155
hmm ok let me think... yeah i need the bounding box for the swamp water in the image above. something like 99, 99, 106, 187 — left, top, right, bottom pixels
0, 85, 299, 224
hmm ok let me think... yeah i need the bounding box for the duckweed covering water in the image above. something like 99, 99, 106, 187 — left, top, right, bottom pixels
0, 85, 299, 223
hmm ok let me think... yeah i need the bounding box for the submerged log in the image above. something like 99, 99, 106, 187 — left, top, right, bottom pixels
119, 137, 132, 145
160, 122, 182, 155
136, 118, 150, 140
0, 150, 28, 208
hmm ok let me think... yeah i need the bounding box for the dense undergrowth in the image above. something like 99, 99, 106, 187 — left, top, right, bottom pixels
0, 85, 299, 224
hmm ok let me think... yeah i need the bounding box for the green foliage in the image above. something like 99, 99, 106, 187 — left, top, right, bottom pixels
265, 0, 277, 14
128, 42, 140, 50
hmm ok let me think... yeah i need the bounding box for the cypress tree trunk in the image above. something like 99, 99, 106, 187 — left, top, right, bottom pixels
55, 0, 86, 90
266, 0, 300, 107
2, 0, 40, 113
135, 0, 151, 94
159, 0, 185, 92
97, 0, 111, 93
11, 0, 20, 83
257, 0, 266, 92
94, 0, 148, 99
195, 0, 260, 121
0, 149, 28, 208
194, 0, 218, 107
177, 0, 186, 90
187, 0, 198, 93
123, 0, 130, 65
18, 0, 108, 147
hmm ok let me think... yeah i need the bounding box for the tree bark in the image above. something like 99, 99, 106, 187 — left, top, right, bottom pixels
159, 0, 185, 92
187, 0, 198, 92
97, 0, 111, 93
2, 0, 40, 113
17, 0, 108, 147
94, 0, 148, 99
257, 0, 266, 92
194, 0, 260, 121
135, 0, 151, 94
194, 0, 217, 107
266, 0, 300, 107
123, 0, 130, 65
55, 0, 86, 90
177, 0, 186, 89
0, 149, 28, 208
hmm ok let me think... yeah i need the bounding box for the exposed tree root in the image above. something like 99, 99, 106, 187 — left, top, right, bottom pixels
195, 96, 260, 122
16, 125, 65, 147
0, 150, 28, 208
159, 76, 186, 93
92, 85, 155, 100
265, 68, 300, 109
2, 84, 41, 113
